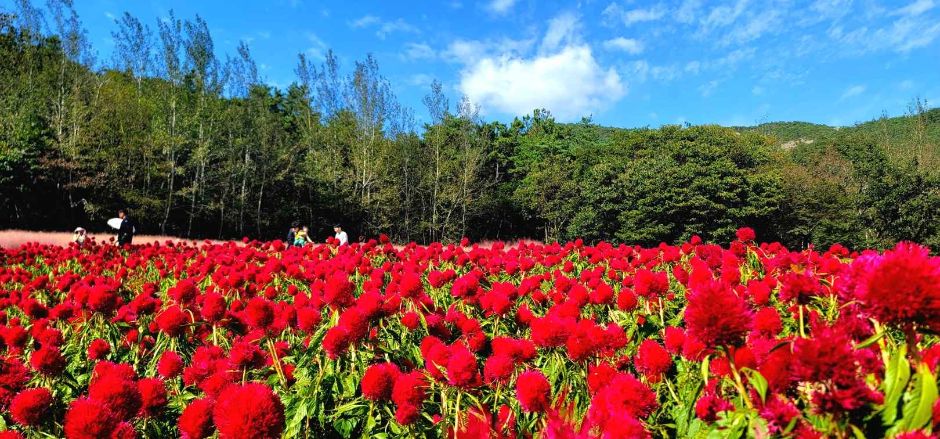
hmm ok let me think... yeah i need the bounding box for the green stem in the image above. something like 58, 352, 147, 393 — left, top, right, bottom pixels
798, 305, 806, 338
727, 350, 753, 410
454, 391, 462, 432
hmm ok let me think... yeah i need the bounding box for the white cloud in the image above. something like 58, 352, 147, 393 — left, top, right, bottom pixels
351, 15, 380, 28
829, 10, 940, 53
752, 85, 765, 95
402, 42, 435, 61
603, 3, 668, 26
105, 12, 116, 20
898, 79, 915, 90
699, 80, 719, 97
349, 15, 418, 39
408, 73, 435, 87
713, 47, 756, 68
702, 0, 750, 30
305, 32, 329, 60
841, 84, 866, 99
443, 37, 533, 63
458, 45, 625, 120
720, 8, 783, 45
627, 59, 680, 82
676, 0, 702, 23
602, 37, 644, 54
809, 0, 854, 21
541, 13, 579, 52
453, 15, 624, 120
488, 0, 518, 14
894, 0, 935, 16
684, 60, 701, 74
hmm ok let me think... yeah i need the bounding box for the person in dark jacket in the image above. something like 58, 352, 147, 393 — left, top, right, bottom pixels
117, 209, 136, 246
286, 221, 299, 247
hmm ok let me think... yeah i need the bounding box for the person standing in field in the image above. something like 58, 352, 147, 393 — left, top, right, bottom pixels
333, 224, 348, 246
286, 221, 299, 246
72, 227, 87, 247
294, 226, 313, 246
117, 209, 136, 246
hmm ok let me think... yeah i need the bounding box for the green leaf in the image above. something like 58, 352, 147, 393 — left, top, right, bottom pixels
854, 330, 885, 350
881, 344, 911, 425
741, 368, 769, 403
898, 363, 938, 432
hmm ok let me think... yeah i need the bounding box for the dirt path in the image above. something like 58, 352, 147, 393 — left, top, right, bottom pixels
0, 229, 226, 249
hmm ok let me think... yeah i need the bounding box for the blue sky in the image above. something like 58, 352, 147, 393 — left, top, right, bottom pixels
6, 0, 940, 127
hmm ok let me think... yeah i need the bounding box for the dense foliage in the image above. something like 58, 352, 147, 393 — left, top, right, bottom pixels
1, 4, 939, 251
0, 230, 938, 438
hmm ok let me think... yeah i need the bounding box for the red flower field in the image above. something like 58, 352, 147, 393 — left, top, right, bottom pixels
0, 229, 937, 438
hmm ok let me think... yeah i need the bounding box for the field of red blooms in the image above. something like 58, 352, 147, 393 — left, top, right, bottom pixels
0, 228, 938, 439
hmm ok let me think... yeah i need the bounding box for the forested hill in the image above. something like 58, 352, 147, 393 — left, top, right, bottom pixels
735, 107, 940, 166
1, 8, 939, 251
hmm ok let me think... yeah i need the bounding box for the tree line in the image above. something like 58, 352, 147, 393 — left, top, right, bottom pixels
1, 3, 938, 250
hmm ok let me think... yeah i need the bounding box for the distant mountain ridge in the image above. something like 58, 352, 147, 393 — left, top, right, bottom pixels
733, 107, 940, 144
733, 107, 940, 168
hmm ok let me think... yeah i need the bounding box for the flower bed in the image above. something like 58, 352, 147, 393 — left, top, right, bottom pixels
0, 229, 937, 438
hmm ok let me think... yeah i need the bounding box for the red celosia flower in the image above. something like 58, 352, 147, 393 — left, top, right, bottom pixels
296, 307, 322, 332
695, 393, 734, 422
759, 396, 801, 434
779, 272, 824, 304
894, 432, 933, 439
395, 403, 420, 426
156, 305, 189, 337
244, 297, 275, 330
602, 411, 652, 439
684, 280, 753, 347
228, 340, 266, 371
200, 292, 227, 323
400, 311, 421, 330
179, 398, 215, 439
853, 242, 940, 330
137, 378, 168, 417
617, 288, 638, 311
64, 398, 120, 439
753, 307, 783, 336
736, 227, 756, 242
515, 370, 551, 413
447, 344, 481, 388
88, 370, 142, 420
213, 382, 284, 439
634, 340, 672, 382
322, 326, 352, 359
484, 355, 516, 384
361, 362, 400, 401
633, 269, 669, 298
0, 357, 29, 409
792, 326, 856, 383
112, 422, 136, 439
588, 372, 658, 430
87, 338, 111, 360
392, 371, 426, 425
324, 274, 355, 309
565, 319, 606, 363
10, 387, 53, 426
587, 363, 617, 394
664, 327, 686, 354
530, 315, 573, 349
157, 351, 184, 379
29, 346, 66, 376
168, 278, 199, 304
87, 287, 119, 315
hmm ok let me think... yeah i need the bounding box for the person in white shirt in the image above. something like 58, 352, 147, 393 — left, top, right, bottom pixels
333, 225, 349, 245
